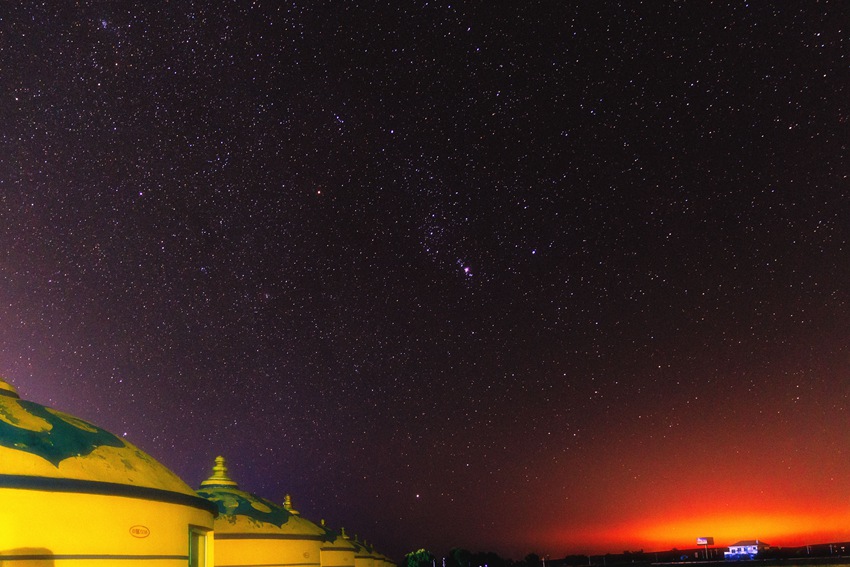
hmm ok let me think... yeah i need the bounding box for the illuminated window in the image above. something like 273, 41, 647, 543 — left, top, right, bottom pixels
189, 527, 210, 567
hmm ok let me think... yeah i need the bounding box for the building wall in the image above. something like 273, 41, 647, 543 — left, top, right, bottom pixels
213, 535, 323, 567
0, 486, 214, 566
354, 551, 375, 567
321, 543, 356, 567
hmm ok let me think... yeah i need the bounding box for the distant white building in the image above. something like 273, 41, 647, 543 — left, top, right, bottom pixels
724, 540, 770, 560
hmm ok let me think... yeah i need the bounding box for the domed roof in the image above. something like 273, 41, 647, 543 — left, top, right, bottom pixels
0, 378, 202, 501
282, 492, 333, 538
319, 523, 358, 551
349, 536, 367, 553
197, 456, 328, 537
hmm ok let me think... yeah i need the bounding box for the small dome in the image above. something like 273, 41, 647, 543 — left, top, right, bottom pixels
0, 377, 201, 498
197, 456, 326, 537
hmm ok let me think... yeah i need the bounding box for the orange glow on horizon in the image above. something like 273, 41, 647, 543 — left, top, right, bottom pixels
544, 508, 850, 555
632, 510, 850, 549
526, 418, 850, 559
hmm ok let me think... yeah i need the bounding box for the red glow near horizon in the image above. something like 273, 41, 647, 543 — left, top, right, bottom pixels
540, 503, 850, 555
591, 510, 849, 551
516, 392, 850, 559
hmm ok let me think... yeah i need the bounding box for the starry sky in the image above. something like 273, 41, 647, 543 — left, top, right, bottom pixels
1, 0, 848, 560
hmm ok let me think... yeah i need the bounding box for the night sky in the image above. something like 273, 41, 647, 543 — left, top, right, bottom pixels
1, 1, 848, 560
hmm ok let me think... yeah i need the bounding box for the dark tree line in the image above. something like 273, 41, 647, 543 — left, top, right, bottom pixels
405, 548, 575, 567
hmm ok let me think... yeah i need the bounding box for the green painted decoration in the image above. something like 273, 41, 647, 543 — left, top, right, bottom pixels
197, 487, 294, 527
0, 397, 125, 466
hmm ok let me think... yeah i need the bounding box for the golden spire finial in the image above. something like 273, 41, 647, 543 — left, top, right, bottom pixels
341, 527, 349, 539
283, 493, 300, 515
200, 455, 238, 487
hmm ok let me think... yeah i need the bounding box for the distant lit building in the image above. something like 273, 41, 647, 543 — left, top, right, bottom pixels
0, 378, 217, 565
724, 540, 770, 560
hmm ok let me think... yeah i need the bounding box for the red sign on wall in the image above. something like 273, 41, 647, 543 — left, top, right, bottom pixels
130, 525, 151, 538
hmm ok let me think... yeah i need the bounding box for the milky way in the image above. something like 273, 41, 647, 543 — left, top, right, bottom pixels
0, 1, 847, 559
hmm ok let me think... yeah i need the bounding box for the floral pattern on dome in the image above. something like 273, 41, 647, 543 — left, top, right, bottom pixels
0, 397, 125, 466
197, 486, 293, 527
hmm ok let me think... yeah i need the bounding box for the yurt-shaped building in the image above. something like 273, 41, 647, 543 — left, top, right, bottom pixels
374, 550, 396, 567
0, 378, 217, 566
360, 540, 394, 567
197, 456, 329, 567
318, 523, 357, 567
350, 536, 376, 567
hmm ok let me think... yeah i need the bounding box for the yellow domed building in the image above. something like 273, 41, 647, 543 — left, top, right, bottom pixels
0, 378, 217, 566
290, 501, 394, 567
374, 549, 396, 567
369, 543, 393, 567
350, 536, 376, 567
319, 523, 357, 567
197, 456, 329, 567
